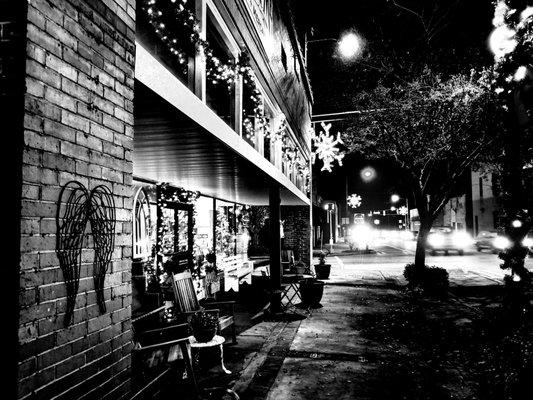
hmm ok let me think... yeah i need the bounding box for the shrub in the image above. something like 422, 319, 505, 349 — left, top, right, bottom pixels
403, 263, 449, 296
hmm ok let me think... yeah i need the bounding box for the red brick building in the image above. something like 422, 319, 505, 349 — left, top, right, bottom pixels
4, 0, 312, 398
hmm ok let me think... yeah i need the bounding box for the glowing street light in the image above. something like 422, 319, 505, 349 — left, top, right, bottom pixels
306, 32, 364, 64
338, 32, 363, 59
360, 166, 376, 182
391, 194, 410, 229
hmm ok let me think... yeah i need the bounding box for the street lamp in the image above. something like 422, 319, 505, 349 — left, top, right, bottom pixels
323, 202, 336, 251
305, 31, 363, 64
391, 194, 410, 230
360, 166, 376, 182
338, 32, 362, 59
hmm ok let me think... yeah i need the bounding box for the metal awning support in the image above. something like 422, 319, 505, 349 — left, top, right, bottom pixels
269, 184, 282, 313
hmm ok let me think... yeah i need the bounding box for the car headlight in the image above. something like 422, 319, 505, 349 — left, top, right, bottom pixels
522, 237, 533, 247
452, 232, 473, 247
428, 234, 444, 247
493, 236, 511, 249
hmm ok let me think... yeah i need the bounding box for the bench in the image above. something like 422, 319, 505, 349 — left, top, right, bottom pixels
219, 254, 254, 292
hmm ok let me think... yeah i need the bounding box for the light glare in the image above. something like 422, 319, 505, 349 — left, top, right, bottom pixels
338, 32, 362, 59
489, 25, 517, 58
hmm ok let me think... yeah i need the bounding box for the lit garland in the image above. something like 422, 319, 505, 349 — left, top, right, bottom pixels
155, 183, 200, 282
311, 122, 345, 172
295, 156, 310, 193
143, 0, 205, 75
142, 0, 269, 138
241, 53, 268, 142
490, 1, 533, 107
143, 1, 311, 187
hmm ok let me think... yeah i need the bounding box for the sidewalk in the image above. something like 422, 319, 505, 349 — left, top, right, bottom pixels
186, 261, 530, 400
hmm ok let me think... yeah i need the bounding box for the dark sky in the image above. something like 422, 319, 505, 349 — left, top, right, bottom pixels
290, 0, 511, 211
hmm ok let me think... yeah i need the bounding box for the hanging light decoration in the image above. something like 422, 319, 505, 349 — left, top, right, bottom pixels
311, 122, 345, 172
347, 194, 362, 209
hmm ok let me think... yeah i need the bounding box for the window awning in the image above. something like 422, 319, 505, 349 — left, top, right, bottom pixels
133, 81, 309, 206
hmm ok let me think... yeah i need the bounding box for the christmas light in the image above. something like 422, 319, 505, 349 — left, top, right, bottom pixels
311, 122, 345, 172
347, 194, 362, 209
513, 65, 527, 81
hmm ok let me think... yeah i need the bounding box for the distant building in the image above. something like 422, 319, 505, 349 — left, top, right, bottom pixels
434, 169, 499, 235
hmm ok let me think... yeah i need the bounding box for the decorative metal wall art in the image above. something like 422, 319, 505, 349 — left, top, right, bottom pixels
56, 181, 116, 326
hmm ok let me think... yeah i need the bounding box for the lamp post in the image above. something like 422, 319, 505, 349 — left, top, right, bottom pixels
323, 202, 336, 252
391, 194, 410, 230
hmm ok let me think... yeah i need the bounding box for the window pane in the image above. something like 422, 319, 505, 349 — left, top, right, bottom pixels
177, 209, 189, 252
161, 207, 176, 255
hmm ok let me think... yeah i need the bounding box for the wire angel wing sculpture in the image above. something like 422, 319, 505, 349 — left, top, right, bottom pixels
56, 181, 90, 327
56, 181, 116, 326
88, 185, 116, 314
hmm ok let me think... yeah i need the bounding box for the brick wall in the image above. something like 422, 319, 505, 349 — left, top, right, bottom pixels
18, 0, 135, 398
281, 205, 311, 266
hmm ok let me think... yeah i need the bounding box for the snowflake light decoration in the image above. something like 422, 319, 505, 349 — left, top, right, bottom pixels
398, 206, 408, 216
311, 122, 345, 172
347, 194, 362, 209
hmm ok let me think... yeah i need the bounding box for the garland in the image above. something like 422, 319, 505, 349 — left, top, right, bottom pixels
142, 0, 268, 137
142, 0, 309, 189
155, 183, 200, 283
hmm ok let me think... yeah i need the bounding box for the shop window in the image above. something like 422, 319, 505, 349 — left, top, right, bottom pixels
133, 188, 151, 259
195, 196, 215, 257
136, 1, 197, 88
205, 8, 236, 127
235, 204, 251, 256
242, 72, 261, 149
157, 199, 194, 274
216, 200, 237, 257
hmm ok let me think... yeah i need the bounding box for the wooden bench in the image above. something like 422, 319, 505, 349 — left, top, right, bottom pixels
219, 254, 254, 292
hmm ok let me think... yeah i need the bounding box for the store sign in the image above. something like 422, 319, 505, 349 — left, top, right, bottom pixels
243, 0, 274, 50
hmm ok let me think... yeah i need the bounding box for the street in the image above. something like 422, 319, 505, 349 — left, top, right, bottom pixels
322, 241, 533, 286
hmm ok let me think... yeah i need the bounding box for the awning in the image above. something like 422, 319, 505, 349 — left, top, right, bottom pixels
133, 44, 309, 206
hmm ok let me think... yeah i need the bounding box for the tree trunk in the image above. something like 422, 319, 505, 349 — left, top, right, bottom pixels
414, 219, 431, 270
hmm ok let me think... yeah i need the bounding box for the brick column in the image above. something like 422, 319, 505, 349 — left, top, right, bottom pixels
18, 1, 135, 398
281, 205, 311, 266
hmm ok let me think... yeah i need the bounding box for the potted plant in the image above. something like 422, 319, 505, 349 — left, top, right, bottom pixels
190, 309, 218, 343
314, 251, 331, 279
299, 277, 325, 307
294, 260, 307, 275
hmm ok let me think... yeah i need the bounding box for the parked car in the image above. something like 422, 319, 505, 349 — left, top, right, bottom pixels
522, 231, 533, 256
474, 230, 510, 254
426, 227, 474, 256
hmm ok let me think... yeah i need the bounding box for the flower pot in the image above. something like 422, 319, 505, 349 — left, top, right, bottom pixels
315, 264, 331, 279
294, 265, 307, 275
193, 326, 217, 343
299, 278, 325, 307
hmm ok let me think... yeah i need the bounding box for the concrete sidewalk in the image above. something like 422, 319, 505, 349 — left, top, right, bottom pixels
191, 259, 506, 400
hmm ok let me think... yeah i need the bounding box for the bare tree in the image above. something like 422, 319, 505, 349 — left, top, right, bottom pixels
342, 69, 505, 269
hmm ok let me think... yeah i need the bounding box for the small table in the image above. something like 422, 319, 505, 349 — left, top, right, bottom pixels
280, 274, 314, 309
188, 335, 231, 374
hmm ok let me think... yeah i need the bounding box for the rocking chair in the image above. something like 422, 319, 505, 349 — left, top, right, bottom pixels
171, 271, 237, 344
131, 306, 199, 399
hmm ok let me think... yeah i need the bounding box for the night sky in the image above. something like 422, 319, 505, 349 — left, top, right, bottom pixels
291, 0, 520, 212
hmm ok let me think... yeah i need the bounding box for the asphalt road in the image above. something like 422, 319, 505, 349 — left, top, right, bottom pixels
323, 241, 533, 284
